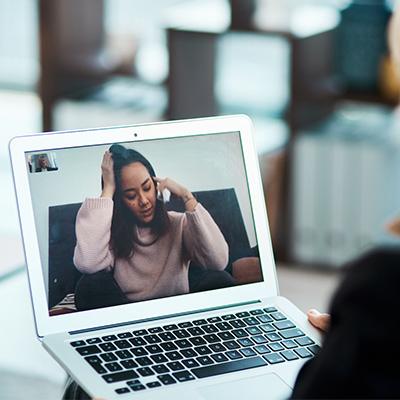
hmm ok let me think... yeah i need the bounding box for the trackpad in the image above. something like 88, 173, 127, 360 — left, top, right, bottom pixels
197, 373, 291, 400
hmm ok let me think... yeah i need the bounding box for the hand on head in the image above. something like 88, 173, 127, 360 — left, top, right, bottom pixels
101, 151, 116, 198
307, 309, 331, 332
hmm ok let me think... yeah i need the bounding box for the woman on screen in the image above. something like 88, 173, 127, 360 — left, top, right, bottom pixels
73, 144, 230, 308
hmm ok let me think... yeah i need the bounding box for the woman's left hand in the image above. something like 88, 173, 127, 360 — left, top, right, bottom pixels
153, 176, 197, 211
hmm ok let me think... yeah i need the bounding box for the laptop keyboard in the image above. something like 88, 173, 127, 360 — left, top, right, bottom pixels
70, 307, 320, 395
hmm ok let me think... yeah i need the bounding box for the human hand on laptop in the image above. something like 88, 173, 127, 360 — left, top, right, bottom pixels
307, 309, 330, 332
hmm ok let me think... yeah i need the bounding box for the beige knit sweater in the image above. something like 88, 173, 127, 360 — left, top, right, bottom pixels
73, 198, 229, 302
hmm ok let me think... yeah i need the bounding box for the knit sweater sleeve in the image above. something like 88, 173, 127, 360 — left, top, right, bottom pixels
182, 203, 229, 270
73, 198, 115, 273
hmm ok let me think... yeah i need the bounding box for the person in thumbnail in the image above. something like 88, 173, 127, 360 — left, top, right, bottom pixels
35, 153, 58, 172
73, 144, 229, 305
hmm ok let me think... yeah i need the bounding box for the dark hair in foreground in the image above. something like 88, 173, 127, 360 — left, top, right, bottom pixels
108, 144, 170, 259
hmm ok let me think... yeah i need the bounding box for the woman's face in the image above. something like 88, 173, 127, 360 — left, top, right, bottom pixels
120, 162, 157, 224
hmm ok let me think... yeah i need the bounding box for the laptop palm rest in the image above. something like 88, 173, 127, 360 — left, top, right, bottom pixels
197, 373, 292, 400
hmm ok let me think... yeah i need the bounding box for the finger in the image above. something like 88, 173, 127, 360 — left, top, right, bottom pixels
307, 309, 330, 332
153, 176, 163, 183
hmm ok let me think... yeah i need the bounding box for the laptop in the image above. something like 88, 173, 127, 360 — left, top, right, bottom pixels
9, 115, 320, 400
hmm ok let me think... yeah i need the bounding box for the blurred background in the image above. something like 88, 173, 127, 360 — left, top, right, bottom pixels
1, 0, 400, 398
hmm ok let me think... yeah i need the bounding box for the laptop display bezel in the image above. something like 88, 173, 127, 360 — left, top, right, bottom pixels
9, 115, 279, 337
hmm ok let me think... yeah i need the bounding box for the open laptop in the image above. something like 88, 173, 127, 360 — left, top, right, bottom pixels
9, 115, 320, 400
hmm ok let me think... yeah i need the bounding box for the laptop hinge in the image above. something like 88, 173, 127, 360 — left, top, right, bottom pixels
69, 299, 261, 335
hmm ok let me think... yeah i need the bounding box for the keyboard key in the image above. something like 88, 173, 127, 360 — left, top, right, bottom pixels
250, 309, 264, 315
178, 322, 193, 328
76, 345, 101, 356
153, 364, 169, 374
144, 334, 161, 344
209, 343, 226, 353
163, 324, 178, 331
226, 350, 243, 360
232, 329, 248, 338
167, 361, 185, 371
129, 337, 146, 347
151, 354, 168, 364
100, 352, 117, 362
243, 317, 259, 326
173, 329, 190, 339
103, 370, 139, 383
70, 340, 86, 347
188, 327, 205, 336
192, 357, 266, 378
147, 381, 162, 388
252, 335, 268, 344
263, 307, 277, 313
308, 344, 321, 355
211, 353, 229, 363
197, 356, 214, 365
204, 334, 220, 343
173, 370, 196, 382
218, 332, 235, 341
270, 312, 286, 321
99, 342, 117, 352
115, 350, 132, 360
136, 356, 153, 366
215, 322, 232, 331
84, 356, 107, 374
240, 348, 257, 357
181, 348, 198, 358
159, 332, 176, 342
260, 324, 275, 333
115, 387, 130, 394
268, 343, 284, 352
102, 335, 117, 342
165, 351, 183, 361
207, 316, 222, 323
195, 346, 211, 355
263, 353, 285, 364
246, 327, 262, 335
225, 340, 240, 350
146, 344, 163, 354
137, 367, 154, 377
238, 338, 254, 347
158, 374, 177, 385
160, 342, 178, 352
193, 319, 207, 326
273, 320, 295, 330
182, 358, 200, 368
132, 329, 148, 336
203, 325, 218, 334
175, 339, 192, 348
254, 345, 271, 354
131, 384, 146, 392
294, 348, 313, 358
127, 379, 141, 387
131, 347, 148, 357
113, 341, 131, 351
148, 327, 163, 333
221, 314, 236, 320
105, 362, 123, 372
231, 320, 246, 328
279, 329, 305, 340
117, 332, 132, 339
236, 311, 250, 318
281, 350, 299, 361
257, 315, 273, 323
121, 359, 138, 369
86, 337, 102, 344
295, 336, 314, 346
282, 340, 298, 349
265, 333, 281, 342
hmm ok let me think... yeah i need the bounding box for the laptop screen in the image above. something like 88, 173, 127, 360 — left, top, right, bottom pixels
25, 131, 262, 317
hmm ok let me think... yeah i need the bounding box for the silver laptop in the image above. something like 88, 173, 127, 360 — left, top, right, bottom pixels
9, 115, 320, 400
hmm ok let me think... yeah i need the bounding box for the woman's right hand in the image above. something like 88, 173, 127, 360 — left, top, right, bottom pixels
101, 151, 115, 198
307, 309, 330, 332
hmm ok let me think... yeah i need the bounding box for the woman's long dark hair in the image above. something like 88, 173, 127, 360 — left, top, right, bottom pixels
108, 144, 170, 259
